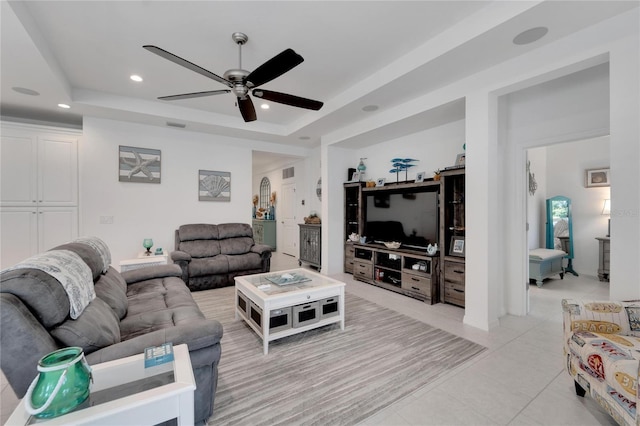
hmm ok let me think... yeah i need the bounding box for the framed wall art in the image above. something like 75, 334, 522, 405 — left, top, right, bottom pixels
119, 146, 161, 183
455, 153, 466, 167
585, 168, 610, 187
449, 236, 465, 257
199, 170, 230, 201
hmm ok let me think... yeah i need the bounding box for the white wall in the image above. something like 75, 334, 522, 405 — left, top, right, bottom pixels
81, 117, 255, 267
527, 147, 547, 249
545, 137, 610, 277
351, 119, 465, 185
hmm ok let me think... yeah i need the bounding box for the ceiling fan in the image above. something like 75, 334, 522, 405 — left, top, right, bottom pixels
143, 32, 324, 122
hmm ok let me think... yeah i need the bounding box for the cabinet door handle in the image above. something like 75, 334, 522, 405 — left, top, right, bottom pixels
454, 288, 464, 293
411, 286, 421, 291
411, 277, 420, 282
454, 270, 464, 274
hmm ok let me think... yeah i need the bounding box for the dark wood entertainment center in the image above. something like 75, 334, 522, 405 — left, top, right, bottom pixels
343, 168, 466, 307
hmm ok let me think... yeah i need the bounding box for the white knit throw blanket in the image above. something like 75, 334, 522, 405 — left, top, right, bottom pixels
3, 250, 95, 319
74, 236, 112, 273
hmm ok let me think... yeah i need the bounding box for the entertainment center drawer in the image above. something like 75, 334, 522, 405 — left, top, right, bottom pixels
401, 272, 430, 295
344, 244, 355, 273
444, 284, 465, 307
443, 261, 465, 284
354, 247, 373, 262
353, 260, 373, 280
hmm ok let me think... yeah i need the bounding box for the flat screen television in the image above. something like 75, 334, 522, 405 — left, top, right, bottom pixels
364, 190, 439, 250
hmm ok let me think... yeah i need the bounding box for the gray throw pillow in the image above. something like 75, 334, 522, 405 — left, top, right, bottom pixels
51, 298, 121, 354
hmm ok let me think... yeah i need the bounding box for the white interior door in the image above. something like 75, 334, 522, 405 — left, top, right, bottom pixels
281, 183, 297, 256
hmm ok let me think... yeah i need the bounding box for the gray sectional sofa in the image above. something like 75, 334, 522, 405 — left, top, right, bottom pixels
0, 239, 222, 425
172, 223, 272, 291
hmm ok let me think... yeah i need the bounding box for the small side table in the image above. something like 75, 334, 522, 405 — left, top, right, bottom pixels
596, 237, 610, 281
119, 251, 169, 272
7, 344, 196, 425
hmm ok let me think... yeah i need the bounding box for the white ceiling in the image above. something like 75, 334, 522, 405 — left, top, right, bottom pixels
1, 1, 637, 150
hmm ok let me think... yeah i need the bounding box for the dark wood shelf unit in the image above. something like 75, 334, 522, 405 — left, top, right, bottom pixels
439, 168, 466, 307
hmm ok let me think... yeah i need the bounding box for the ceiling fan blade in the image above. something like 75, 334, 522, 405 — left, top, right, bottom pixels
246, 48, 304, 87
253, 89, 323, 110
237, 97, 257, 122
143, 45, 232, 88
158, 90, 231, 101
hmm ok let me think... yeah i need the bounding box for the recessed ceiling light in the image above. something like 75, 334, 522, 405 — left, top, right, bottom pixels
57, 103, 71, 109
12, 87, 40, 96
299, 136, 311, 140
260, 103, 269, 110
130, 75, 143, 82
513, 27, 548, 45
362, 105, 379, 112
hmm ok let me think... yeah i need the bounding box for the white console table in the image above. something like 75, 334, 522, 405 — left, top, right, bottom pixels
119, 252, 169, 272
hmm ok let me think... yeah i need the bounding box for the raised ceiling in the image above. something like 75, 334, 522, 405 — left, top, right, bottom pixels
1, 1, 636, 148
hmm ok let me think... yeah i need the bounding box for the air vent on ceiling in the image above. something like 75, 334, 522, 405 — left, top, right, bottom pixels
282, 167, 295, 179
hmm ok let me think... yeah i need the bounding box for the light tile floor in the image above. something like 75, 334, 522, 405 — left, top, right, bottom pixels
1, 252, 617, 425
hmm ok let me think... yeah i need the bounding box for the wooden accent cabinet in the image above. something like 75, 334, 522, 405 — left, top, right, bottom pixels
440, 169, 466, 307
252, 219, 276, 250
299, 224, 321, 270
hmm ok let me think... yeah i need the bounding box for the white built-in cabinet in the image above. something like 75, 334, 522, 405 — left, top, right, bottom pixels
1, 122, 80, 268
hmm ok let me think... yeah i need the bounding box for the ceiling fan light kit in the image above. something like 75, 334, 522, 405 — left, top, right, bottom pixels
143, 32, 323, 122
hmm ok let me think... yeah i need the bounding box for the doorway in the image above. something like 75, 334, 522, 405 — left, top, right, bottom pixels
281, 183, 297, 256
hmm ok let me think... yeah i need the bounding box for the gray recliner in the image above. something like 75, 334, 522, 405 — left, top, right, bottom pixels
0, 240, 222, 425
171, 223, 272, 291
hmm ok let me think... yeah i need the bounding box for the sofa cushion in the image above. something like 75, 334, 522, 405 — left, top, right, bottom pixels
125, 276, 197, 317
120, 307, 205, 341
218, 223, 253, 239
227, 253, 263, 272
0, 269, 70, 328
180, 239, 221, 258
94, 267, 128, 319
51, 242, 104, 281
50, 298, 121, 354
178, 224, 219, 241
189, 256, 229, 277
220, 236, 254, 255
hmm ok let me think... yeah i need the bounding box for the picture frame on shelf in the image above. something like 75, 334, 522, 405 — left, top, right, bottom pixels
455, 153, 466, 167
449, 236, 465, 257
415, 172, 425, 183
376, 178, 386, 187
585, 168, 610, 187
119, 145, 161, 183
351, 171, 362, 182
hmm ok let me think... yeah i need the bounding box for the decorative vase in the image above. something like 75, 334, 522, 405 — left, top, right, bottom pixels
434, 174, 441, 181
269, 205, 275, 221
252, 205, 256, 218
143, 238, 153, 256
25, 347, 92, 419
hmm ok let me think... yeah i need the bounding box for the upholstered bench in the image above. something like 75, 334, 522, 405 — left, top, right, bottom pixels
529, 248, 566, 287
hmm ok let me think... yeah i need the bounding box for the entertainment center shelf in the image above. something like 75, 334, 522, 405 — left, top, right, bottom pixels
351, 243, 439, 304
344, 168, 466, 308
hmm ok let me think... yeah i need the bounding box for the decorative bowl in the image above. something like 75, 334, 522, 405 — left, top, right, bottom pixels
384, 241, 401, 249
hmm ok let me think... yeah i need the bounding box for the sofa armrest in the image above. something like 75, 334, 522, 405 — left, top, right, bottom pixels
85, 319, 223, 365
171, 250, 192, 262
251, 244, 272, 257
562, 299, 633, 337
121, 264, 183, 285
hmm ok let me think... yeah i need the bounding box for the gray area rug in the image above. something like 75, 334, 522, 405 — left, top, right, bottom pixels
193, 286, 486, 425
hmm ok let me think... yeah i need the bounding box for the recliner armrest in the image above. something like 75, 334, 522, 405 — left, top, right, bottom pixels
251, 244, 272, 257
171, 250, 192, 262
121, 264, 183, 285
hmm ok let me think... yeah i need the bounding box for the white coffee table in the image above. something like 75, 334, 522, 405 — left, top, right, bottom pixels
7, 344, 195, 425
235, 268, 345, 354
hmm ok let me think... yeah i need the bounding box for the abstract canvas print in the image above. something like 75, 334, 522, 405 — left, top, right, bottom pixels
199, 170, 230, 201
119, 146, 161, 183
